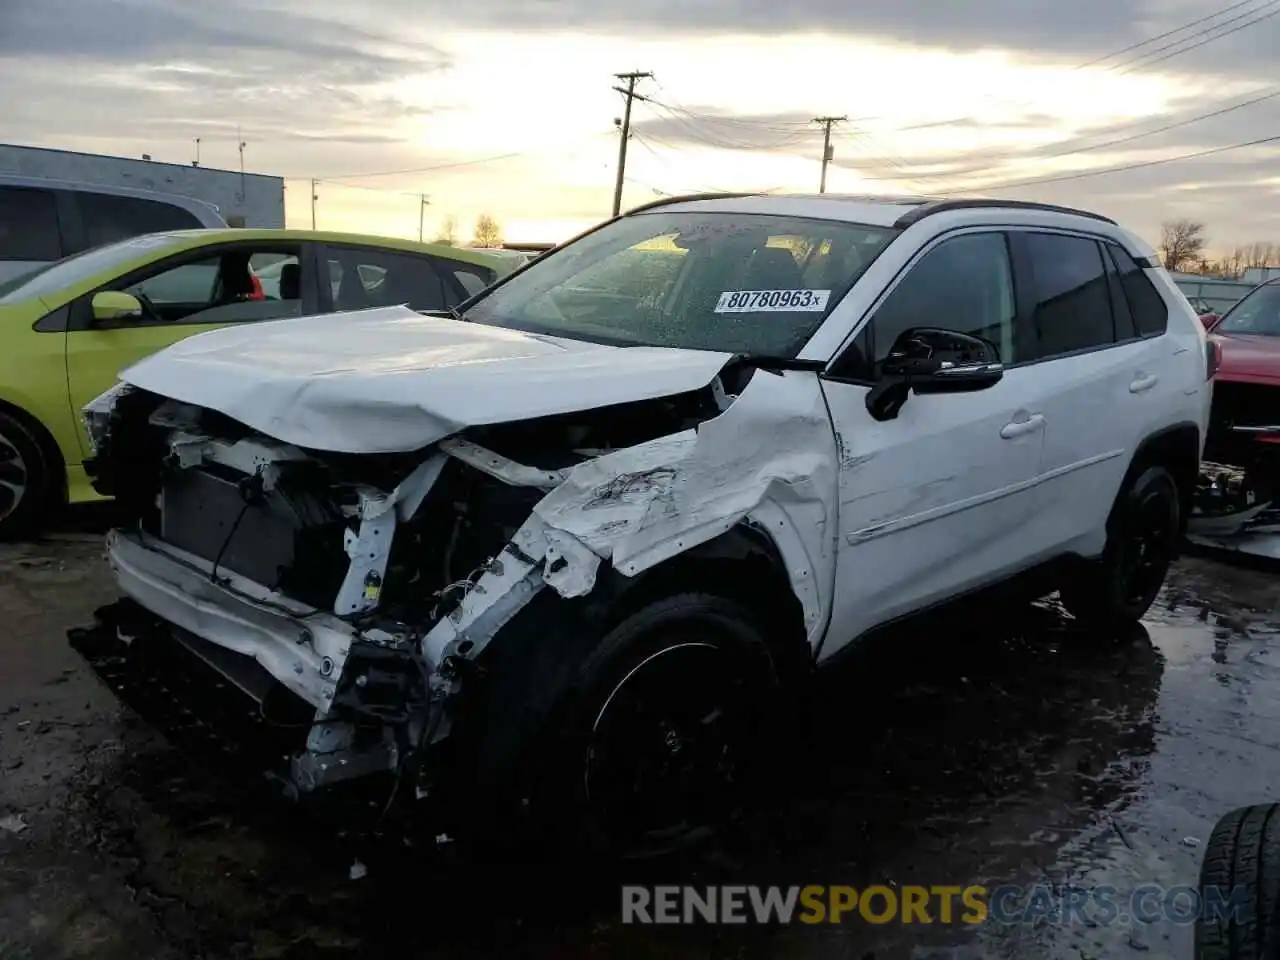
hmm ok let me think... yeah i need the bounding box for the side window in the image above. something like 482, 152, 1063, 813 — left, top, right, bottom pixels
1024, 232, 1114, 359
1107, 244, 1168, 337
326, 247, 448, 312
441, 259, 497, 299
117, 247, 302, 326
0, 187, 61, 261
78, 193, 203, 249
859, 232, 1017, 377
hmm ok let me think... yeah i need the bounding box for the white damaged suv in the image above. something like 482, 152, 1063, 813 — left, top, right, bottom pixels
71, 194, 1212, 854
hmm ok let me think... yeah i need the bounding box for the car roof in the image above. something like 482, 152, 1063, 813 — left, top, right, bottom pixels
136, 228, 510, 270
632, 192, 1154, 258
0, 173, 226, 224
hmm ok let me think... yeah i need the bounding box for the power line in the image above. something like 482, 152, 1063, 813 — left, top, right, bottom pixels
856, 83, 1280, 186
1042, 85, 1280, 156
1076, 0, 1263, 67
1115, 0, 1280, 74
323, 134, 610, 181
642, 95, 819, 150
862, 1, 1280, 142
975, 133, 1280, 191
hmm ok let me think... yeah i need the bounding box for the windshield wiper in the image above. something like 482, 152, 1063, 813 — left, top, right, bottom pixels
730, 354, 828, 373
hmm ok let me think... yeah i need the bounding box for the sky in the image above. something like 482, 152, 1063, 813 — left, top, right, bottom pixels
2, 0, 1280, 251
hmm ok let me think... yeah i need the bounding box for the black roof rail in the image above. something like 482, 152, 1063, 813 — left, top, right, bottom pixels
622, 192, 760, 216
893, 198, 1116, 229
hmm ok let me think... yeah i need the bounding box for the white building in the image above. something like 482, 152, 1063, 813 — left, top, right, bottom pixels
0, 142, 284, 228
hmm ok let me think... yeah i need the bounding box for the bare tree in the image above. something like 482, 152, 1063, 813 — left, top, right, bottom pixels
1160, 219, 1207, 272
471, 214, 503, 248
1222, 246, 1247, 278
1246, 241, 1278, 270
432, 214, 459, 246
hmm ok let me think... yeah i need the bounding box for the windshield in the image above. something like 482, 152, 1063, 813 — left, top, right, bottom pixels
0, 233, 185, 305
463, 211, 898, 357
1216, 282, 1280, 336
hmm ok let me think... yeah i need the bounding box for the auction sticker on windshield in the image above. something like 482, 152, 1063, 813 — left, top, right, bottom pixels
715, 289, 831, 313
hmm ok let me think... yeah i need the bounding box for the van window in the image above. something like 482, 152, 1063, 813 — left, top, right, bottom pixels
78, 193, 204, 249
0, 186, 61, 261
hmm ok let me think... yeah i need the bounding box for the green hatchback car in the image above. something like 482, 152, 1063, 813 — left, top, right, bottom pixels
0, 229, 514, 538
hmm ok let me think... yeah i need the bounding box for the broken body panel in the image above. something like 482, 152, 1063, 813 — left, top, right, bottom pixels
77, 307, 838, 799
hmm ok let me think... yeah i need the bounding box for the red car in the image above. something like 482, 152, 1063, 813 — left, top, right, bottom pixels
1187, 278, 1280, 556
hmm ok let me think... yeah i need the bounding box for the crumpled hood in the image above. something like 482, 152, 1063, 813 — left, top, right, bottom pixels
118, 305, 733, 453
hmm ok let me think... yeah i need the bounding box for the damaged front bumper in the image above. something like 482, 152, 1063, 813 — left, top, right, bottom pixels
69, 370, 838, 804
68, 597, 400, 798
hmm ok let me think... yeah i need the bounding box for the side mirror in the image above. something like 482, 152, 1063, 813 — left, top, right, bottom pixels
91, 291, 143, 323
1200, 312, 1221, 331
866, 327, 1004, 422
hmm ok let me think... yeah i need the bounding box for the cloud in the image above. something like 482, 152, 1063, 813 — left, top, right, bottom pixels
305, 0, 1280, 78
0, 0, 450, 174
4, 0, 1280, 247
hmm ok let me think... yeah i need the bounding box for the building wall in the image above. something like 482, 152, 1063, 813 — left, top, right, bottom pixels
0, 143, 285, 228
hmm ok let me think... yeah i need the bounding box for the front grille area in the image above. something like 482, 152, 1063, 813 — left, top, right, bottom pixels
1205, 380, 1280, 467
156, 466, 351, 611
1210, 380, 1280, 429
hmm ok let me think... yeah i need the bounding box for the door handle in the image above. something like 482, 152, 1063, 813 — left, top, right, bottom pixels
1130, 373, 1159, 393
1000, 413, 1045, 439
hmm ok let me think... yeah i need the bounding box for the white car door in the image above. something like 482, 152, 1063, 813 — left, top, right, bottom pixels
1008, 230, 1160, 560
817, 229, 1048, 661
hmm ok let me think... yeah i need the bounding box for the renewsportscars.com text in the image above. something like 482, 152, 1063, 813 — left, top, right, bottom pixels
621, 884, 1250, 926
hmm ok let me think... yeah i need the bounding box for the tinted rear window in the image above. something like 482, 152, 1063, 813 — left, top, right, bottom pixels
78, 193, 204, 249
0, 186, 61, 261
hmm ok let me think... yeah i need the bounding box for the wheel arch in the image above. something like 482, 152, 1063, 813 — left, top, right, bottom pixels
0, 396, 68, 503
1129, 420, 1200, 532
448, 521, 811, 793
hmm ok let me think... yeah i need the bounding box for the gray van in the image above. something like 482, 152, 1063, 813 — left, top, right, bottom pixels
0, 175, 227, 283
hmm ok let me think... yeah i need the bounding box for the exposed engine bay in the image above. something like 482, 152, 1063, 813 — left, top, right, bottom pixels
69, 357, 837, 813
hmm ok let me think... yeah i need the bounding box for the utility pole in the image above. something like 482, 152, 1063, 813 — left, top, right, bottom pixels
611, 70, 653, 217
812, 116, 847, 194
237, 128, 247, 202
418, 194, 430, 242
193, 137, 200, 167
310, 179, 318, 230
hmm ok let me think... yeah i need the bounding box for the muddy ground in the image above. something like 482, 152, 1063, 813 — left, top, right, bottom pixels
1, 511, 1277, 960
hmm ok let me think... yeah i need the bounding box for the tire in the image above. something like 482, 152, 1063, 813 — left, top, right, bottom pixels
525, 592, 785, 860
0, 410, 56, 542
1196, 803, 1280, 960
1059, 464, 1181, 626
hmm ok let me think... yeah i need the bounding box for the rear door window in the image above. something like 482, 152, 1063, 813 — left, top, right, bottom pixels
1022, 232, 1115, 359
325, 246, 451, 312
77, 192, 204, 248
439, 258, 497, 298
0, 186, 62, 261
